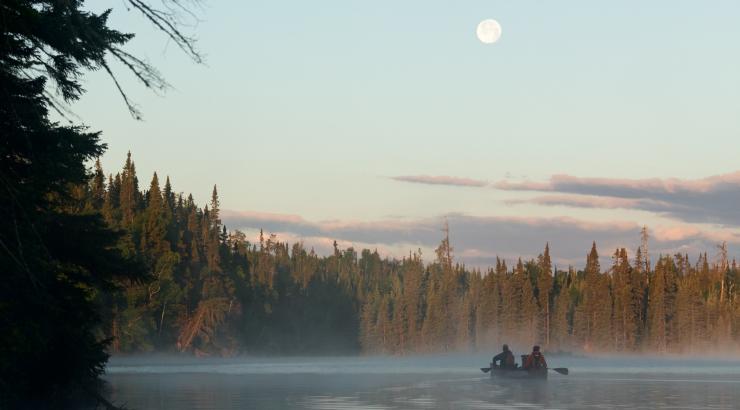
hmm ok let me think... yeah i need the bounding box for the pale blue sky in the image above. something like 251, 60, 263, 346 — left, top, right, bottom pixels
74, 1, 740, 266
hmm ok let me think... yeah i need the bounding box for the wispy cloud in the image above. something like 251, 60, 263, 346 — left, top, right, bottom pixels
391, 175, 488, 187
497, 172, 740, 226
505, 194, 648, 209
495, 172, 740, 194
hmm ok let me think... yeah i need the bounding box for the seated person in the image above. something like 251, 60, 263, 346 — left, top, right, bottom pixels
492, 344, 515, 369
523, 345, 547, 370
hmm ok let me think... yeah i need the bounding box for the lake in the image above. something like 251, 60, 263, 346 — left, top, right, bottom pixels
104, 354, 740, 409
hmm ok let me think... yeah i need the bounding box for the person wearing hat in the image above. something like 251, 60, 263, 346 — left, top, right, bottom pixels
523, 345, 547, 370
491, 344, 516, 369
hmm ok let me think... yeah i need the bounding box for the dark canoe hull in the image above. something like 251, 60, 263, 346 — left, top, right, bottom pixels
489, 367, 548, 380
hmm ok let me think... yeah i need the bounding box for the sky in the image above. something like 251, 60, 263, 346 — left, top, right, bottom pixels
74, 0, 740, 268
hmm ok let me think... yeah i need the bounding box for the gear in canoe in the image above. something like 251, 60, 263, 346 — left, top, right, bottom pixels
481, 344, 569, 378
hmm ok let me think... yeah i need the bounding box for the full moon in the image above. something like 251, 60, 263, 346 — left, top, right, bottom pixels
476, 19, 502, 44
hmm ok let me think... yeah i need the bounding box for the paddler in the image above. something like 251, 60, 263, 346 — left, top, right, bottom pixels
491, 344, 516, 369
523, 345, 548, 370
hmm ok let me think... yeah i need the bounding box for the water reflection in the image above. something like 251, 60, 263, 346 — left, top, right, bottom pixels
104, 356, 740, 410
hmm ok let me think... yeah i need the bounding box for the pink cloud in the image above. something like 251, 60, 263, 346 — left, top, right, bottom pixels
496, 171, 740, 226
653, 225, 740, 244
495, 172, 740, 194
494, 180, 552, 191
505, 194, 675, 211
478, 214, 636, 232
391, 175, 488, 187
652, 226, 703, 242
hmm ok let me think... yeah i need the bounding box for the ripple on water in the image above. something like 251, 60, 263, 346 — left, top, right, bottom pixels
394, 395, 437, 407
453, 399, 548, 410
300, 395, 392, 410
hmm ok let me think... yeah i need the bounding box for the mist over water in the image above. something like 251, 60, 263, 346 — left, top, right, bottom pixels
104, 354, 740, 409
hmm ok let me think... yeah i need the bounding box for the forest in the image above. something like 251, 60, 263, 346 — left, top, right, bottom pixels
90, 154, 740, 356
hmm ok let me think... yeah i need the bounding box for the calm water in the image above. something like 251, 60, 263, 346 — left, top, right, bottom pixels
104, 355, 740, 409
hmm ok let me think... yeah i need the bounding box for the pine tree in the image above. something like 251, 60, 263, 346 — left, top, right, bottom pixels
676, 254, 704, 352
550, 269, 573, 351
0, 1, 154, 404
360, 291, 380, 352
476, 266, 500, 349
518, 259, 538, 345
163, 176, 176, 213
497, 260, 517, 345
421, 278, 444, 351
186, 205, 203, 264
103, 173, 122, 226
390, 275, 406, 353
536, 243, 554, 347
648, 257, 668, 351
120, 152, 140, 229
205, 186, 222, 273
141, 173, 170, 262
402, 252, 424, 348
576, 242, 612, 351
90, 159, 107, 210
612, 248, 639, 351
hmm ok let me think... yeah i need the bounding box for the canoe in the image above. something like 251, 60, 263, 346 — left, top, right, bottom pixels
489, 366, 548, 380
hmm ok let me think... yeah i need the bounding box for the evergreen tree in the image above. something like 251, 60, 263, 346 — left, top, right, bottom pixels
119, 152, 139, 229
141, 173, 170, 261
575, 242, 612, 351
550, 269, 573, 351
207, 185, 222, 273
476, 266, 500, 349
90, 159, 107, 210
676, 254, 704, 351
518, 259, 538, 345
0, 1, 148, 404
536, 243, 554, 347
648, 257, 668, 351
401, 252, 424, 348
612, 248, 639, 351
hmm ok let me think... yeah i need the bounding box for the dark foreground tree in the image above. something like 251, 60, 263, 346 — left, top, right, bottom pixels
0, 1, 200, 407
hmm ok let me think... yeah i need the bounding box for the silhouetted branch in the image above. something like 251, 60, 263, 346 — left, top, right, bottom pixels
124, 0, 204, 64
108, 47, 170, 94
101, 61, 142, 120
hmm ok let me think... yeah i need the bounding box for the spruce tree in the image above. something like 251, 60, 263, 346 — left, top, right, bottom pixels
0, 0, 203, 404
575, 242, 612, 351
141, 173, 170, 262
119, 152, 139, 229
550, 269, 573, 351
476, 266, 500, 348
402, 252, 423, 348
207, 186, 222, 273
0, 2, 141, 404
536, 243, 554, 347
519, 259, 538, 344
90, 159, 107, 210
648, 257, 668, 351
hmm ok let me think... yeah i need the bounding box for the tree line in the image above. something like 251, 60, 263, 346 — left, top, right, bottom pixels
89, 155, 740, 356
